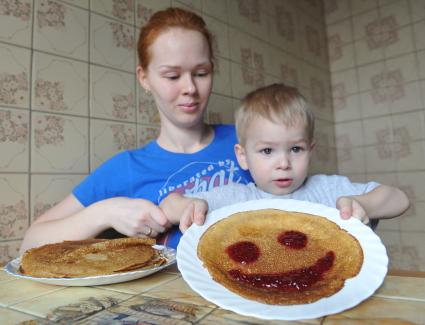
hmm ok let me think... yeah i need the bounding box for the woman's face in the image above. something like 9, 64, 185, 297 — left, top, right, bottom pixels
137, 28, 213, 130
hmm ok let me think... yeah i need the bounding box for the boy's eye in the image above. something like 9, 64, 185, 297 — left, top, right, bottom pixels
260, 148, 273, 154
291, 146, 304, 153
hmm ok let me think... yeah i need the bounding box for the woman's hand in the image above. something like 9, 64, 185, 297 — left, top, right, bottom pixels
336, 196, 369, 225
97, 197, 172, 238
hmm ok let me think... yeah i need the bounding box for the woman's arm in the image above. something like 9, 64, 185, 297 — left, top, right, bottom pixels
19, 194, 170, 254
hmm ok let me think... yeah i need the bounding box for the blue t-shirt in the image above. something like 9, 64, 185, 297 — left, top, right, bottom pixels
73, 125, 253, 248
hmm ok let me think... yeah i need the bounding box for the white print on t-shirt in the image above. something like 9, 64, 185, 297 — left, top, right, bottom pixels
157, 160, 244, 203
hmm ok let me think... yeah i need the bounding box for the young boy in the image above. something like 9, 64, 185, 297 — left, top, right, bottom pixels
160, 83, 409, 234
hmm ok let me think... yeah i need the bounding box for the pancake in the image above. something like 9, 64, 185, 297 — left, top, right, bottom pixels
197, 209, 363, 305
20, 237, 166, 278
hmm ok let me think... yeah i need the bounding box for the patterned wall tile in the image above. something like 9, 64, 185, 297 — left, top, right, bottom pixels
413, 20, 425, 50
0, 44, 30, 108
357, 61, 386, 92
335, 120, 364, 147
230, 62, 263, 99
138, 124, 159, 148
337, 146, 367, 174
0, 0, 32, 47
137, 86, 159, 125
268, 1, 301, 56
327, 19, 354, 46
330, 42, 356, 72
362, 115, 394, 146
299, 17, 328, 67
33, 0, 89, 61
202, 0, 227, 22
61, 0, 88, 9
174, 0, 202, 12
380, 0, 411, 28
0, 240, 21, 264
324, 0, 351, 25
418, 50, 425, 80
212, 57, 232, 97
90, 65, 135, 121
400, 231, 425, 271
364, 145, 397, 173
203, 15, 230, 60
32, 52, 88, 116
400, 201, 425, 232
206, 93, 234, 125
410, 0, 425, 22
383, 25, 414, 59
274, 50, 303, 89
395, 141, 425, 171
91, 0, 134, 24
135, 0, 171, 27
310, 146, 337, 174
389, 82, 423, 114
350, 0, 379, 16
331, 68, 359, 95
91, 119, 136, 171
0, 174, 28, 240
333, 93, 362, 122
90, 13, 135, 72
31, 174, 85, 221
31, 112, 88, 173
378, 230, 403, 270
226, 0, 268, 40
0, 108, 29, 172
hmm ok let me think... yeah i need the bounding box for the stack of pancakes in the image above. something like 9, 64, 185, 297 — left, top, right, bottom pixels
20, 237, 166, 278
197, 209, 363, 305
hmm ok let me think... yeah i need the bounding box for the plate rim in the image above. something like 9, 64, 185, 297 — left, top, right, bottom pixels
177, 198, 389, 320
4, 245, 176, 286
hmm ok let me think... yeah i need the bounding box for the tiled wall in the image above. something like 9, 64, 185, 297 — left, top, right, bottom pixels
0, 0, 334, 263
326, 0, 425, 271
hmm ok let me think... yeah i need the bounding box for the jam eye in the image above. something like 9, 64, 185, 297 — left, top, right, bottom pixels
278, 231, 307, 249
226, 241, 260, 264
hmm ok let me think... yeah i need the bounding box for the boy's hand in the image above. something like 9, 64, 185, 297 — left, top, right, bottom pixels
179, 199, 208, 233
336, 196, 370, 225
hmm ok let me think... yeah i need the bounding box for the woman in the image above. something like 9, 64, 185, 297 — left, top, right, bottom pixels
20, 7, 252, 253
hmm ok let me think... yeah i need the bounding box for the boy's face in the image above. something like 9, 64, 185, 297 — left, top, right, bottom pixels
235, 116, 314, 196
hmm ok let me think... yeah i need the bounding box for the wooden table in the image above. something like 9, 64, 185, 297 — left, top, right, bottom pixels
0, 264, 424, 324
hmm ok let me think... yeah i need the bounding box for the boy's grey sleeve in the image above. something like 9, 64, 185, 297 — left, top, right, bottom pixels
184, 183, 254, 211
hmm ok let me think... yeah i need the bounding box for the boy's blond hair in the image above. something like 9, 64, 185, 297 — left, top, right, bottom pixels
235, 83, 315, 145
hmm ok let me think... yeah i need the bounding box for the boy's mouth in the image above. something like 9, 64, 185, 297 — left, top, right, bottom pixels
273, 178, 293, 188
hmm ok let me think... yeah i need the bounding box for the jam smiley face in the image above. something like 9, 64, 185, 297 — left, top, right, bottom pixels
197, 209, 363, 305
225, 231, 335, 292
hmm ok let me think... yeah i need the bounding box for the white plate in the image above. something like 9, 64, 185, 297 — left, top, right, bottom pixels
177, 199, 388, 321
4, 245, 176, 286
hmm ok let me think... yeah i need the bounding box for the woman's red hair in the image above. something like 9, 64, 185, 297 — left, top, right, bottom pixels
137, 7, 214, 69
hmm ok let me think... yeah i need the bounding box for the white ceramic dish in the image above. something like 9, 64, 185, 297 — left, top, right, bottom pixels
177, 199, 388, 321
5, 245, 176, 286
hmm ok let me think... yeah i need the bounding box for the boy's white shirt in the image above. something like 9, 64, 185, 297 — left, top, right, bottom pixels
186, 174, 380, 212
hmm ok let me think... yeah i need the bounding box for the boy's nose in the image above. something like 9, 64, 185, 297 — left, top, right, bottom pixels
277, 155, 290, 169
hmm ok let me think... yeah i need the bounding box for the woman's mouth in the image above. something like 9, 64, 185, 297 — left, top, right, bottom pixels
178, 102, 198, 113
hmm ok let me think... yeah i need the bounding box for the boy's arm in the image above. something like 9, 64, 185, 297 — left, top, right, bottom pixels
160, 193, 209, 232
337, 185, 410, 222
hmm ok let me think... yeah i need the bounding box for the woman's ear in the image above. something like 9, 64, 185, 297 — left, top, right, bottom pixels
136, 65, 150, 92
234, 144, 249, 170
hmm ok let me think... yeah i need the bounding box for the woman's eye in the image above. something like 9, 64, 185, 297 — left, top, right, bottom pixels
194, 71, 209, 77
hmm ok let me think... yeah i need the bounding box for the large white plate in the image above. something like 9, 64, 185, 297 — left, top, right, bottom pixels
177, 199, 388, 321
4, 245, 176, 286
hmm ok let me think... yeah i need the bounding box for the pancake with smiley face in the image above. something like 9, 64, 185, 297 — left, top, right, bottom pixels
197, 209, 363, 305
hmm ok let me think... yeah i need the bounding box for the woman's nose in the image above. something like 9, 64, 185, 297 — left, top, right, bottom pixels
183, 75, 196, 94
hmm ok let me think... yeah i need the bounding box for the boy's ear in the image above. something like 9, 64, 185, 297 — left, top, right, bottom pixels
309, 141, 316, 152
235, 144, 249, 170
136, 65, 151, 92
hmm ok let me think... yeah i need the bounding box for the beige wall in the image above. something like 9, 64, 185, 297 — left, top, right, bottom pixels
326, 0, 425, 271
1, 0, 338, 264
